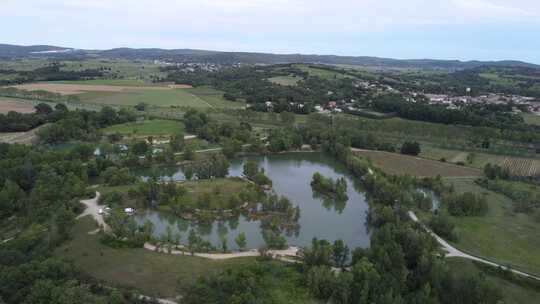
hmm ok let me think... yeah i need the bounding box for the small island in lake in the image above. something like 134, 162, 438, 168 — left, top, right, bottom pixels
310, 172, 348, 201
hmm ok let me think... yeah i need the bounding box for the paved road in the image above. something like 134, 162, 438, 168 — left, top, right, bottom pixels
408, 211, 540, 281
78, 192, 110, 232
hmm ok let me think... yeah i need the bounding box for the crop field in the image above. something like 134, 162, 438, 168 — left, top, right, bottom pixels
101, 119, 185, 136
10, 83, 174, 95
268, 75, 302, 86
501, 157, 540, 178
443, 178, 540, 276
56, 216, 256, 298
9, 82, 242, 109
353, 149, 482, 177
0, 98, 36, 113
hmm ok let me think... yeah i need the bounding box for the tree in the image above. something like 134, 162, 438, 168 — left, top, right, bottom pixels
243, 160, 259, 179
400, 141, 421, 156
332, 239, 350, 268
235, 232, 247, 251
280, 111, 295, 125
35, 103, 53, 115
183, 144, 196, 161
220, 235, 228, 253
170, 133, 185, 152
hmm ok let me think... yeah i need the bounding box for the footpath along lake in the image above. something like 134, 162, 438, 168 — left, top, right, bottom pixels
133, 153, 372, 250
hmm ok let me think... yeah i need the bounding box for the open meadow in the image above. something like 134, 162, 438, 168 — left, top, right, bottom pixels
101, 119, 185, 136
442, 178, 540, 277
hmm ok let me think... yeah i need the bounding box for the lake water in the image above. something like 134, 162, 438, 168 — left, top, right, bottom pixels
134, 153, 371, 250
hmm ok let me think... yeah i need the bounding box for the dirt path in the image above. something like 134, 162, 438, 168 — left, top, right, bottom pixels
144, 243, 299, 261
77, 192, 110, 233
408, 211, 540, 281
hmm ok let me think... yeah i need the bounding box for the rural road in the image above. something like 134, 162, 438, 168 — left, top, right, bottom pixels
408, 211, 540, 281
78, 192, 110, 233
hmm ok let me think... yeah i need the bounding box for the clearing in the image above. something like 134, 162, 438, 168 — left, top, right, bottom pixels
56, 216, 256, 298
268, 75, 302, 86
0, 98, 36, 113
352, 149, 482, 177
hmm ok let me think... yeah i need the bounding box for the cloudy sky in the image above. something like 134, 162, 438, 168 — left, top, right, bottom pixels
2, 0, 540, 63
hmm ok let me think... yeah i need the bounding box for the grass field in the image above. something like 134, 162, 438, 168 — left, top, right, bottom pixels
353, 149, 482, 177
268, 75, 302, 86
186, 86, 245, 108
0, 97, 36, 113
523, 113, 540, 126
294, 64, 354, 80
101, 119, 185, 136
56, 216, 256, 298
447, 258, 540, 304
443, 178, 540, 276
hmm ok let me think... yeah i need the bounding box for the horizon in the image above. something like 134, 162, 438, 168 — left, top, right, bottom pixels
2, 0, 540, 64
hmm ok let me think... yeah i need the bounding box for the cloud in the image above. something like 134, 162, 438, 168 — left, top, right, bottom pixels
1, 0, 540, 62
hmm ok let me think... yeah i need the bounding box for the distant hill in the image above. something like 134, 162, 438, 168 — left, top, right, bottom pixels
0, 44, 538, 70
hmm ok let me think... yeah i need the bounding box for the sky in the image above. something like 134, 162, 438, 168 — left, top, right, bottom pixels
2, 0, 540, 63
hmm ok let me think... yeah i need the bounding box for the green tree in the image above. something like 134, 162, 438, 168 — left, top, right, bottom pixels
235, 232, 247, 251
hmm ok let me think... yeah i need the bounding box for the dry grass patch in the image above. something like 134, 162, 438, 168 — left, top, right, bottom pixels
353, 149, 482, 177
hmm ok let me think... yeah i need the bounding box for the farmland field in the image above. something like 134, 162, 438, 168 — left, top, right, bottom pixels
0, 98, 36, 113
10, 83, 174, 95
101, 119, 185, 136
353, 149, 482, 177
501, 157, 540, 177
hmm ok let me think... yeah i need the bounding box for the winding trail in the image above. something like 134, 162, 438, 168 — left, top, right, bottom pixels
408, 211, 540, 281
77, 192, 110, 233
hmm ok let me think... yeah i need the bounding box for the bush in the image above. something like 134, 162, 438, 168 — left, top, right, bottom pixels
400, 141, 421, 156
429, 213, 457, 241
445, 192, 488, 216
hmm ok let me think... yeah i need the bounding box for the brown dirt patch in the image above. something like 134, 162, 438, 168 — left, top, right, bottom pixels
352, 149, 482, 177
0, 99, 36, 113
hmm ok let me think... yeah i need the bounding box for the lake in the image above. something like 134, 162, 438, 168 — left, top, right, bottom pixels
134, 153, 371, 250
